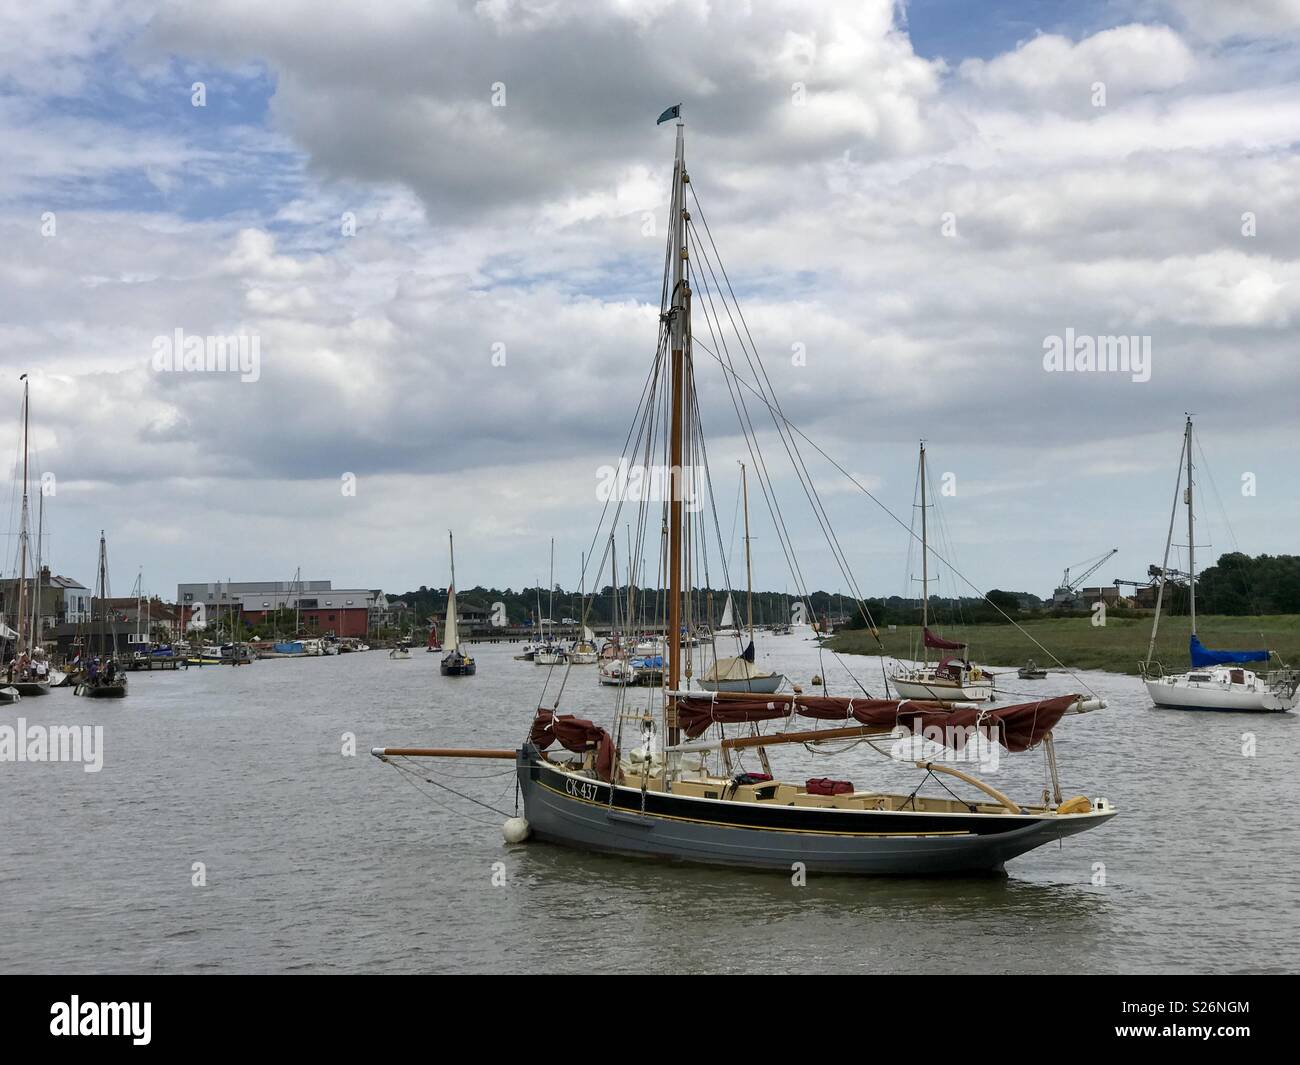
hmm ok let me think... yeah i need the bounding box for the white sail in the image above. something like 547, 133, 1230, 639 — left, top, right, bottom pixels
581, 625, 595, 642
719, 594, 734, 629
445, 584, 459, 651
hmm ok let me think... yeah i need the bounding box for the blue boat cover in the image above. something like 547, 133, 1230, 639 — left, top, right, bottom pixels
1189, 634, 1268, 667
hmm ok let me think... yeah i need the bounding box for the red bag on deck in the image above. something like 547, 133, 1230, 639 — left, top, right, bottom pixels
806, 778, 853, 796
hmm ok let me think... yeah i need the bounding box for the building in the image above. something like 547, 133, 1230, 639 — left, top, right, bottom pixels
432, 601, 494, 635
0, 567, 91, 636
95, 597, 188, 641
177, 580, 384, 638
1081, 586, 1133, 610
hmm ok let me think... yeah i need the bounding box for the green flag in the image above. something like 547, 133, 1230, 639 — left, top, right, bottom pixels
656, 104, 681, 125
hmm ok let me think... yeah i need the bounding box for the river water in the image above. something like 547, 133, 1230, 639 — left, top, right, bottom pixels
1, 634, 1294, 973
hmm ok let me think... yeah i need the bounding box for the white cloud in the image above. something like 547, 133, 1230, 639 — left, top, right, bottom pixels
958, 24, 1195, 110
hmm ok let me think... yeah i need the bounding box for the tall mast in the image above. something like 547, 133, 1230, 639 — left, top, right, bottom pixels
1185, 415, 1196, 634
666, 114, 689, 740
96, 531, 107, 658
16, 375, 30, 656
742, 462, 753, 640
919, 440, 928, 666
32, 487, 44, 651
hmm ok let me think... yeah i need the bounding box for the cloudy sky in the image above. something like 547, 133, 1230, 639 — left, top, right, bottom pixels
2, 0, 1299, 604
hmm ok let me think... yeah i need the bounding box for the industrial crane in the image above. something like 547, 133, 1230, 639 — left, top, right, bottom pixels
1050, 548, 1119, 606
1112, 563, 1192, 601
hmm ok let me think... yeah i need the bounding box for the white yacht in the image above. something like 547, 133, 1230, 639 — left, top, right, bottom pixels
1141, 417, 1298, 713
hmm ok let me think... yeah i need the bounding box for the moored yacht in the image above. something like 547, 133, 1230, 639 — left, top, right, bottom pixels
1141, 417, 1299, 713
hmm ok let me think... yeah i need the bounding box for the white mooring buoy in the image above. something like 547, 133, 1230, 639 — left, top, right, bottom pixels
502, 817, 532, 844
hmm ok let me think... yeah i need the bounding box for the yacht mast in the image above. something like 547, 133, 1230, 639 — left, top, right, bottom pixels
1185, 416, 1196, 635
449, 530, 458, 652
32, 487, 44, 651
666, 113, 689, 741
742, 462, 753, 641
919, 441, 928, 667
16, 375, 30, 655
1144, 428, 1187, 668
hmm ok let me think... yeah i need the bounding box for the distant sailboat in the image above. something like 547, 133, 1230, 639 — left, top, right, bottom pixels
74, 531, 127, 698
714, 593, 740, 639
426, 620, 441, 653
701, 464, 785, 694
440, 532, 476, 676
890, 442, 993, 703
6, 376, 50, 697
1142, 417, 1299, 712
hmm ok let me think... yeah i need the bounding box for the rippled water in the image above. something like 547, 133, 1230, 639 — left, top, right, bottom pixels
1, 635, 1295, 973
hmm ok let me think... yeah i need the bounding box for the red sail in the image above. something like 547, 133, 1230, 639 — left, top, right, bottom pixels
530, 710, 616, 781
674, 697, 793, 739
923, 627, 966, 650
674, 694, 1079, 752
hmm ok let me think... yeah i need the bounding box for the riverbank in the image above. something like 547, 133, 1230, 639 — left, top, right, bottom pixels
827, 614, 1300, 675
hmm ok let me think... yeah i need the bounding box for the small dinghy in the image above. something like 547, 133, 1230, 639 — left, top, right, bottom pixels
1018, 659, 1048, 680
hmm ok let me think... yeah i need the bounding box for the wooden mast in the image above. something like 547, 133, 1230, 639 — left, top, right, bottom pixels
666, 115, 689, 743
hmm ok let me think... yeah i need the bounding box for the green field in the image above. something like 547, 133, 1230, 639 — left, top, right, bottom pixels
826, 614, 1300, 675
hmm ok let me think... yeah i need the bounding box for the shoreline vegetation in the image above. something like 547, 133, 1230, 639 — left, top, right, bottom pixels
827, 615, 1300, 676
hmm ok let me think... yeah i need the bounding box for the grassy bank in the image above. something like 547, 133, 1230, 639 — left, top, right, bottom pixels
826, 615, 1300, 676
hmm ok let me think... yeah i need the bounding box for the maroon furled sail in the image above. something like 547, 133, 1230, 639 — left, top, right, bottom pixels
923, 627, 966, 650
674, 694, 1080, 752
529, 710, 616, 781
673, 697, 793, 739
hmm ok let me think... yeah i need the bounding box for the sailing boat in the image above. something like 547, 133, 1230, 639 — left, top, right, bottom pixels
890, 442, 993, 703
701, 464, 785, 694
569, 626, 599, 664
1142, 416, 1299, 712
714, 594, 740, 639
440, 531, 476, 676
373, 109, 1115, 875
74, 532, 127, 698
425, 620, 441, 653
534, 540, 567, 665
6, 375, 50, 697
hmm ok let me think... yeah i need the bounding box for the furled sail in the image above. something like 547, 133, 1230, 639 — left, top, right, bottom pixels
923, 627, 965, 650
1189, 634, 1267, 668
445, 585, 459, 650
529, 710, 616, 781
673, 693, 1080, 750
